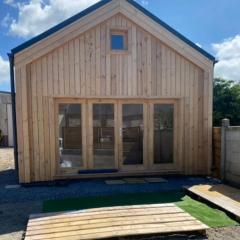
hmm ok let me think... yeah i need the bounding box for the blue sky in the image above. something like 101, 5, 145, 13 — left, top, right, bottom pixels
0, 0, 240, 91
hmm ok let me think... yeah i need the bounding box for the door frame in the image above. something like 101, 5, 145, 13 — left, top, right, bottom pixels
148, 99, 179, 171
55, 98, 87, 175
87, 99, 119, 170
118, 99, 148, 171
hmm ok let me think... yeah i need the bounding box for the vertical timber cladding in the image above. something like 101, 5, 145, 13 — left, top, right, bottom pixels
15, 13, 213, 183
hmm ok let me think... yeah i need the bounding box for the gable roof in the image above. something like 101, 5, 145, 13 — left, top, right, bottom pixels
11, 0, 215, 62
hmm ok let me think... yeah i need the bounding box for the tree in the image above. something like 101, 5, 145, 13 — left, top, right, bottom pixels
213, 78, 240, 126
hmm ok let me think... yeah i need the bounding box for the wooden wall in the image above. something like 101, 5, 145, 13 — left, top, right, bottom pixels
15, 13, 213, 183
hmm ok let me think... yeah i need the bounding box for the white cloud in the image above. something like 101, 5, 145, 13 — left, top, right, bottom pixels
0, 56, 10, 85
5, 0, 100, 38
213, 35, 240, 81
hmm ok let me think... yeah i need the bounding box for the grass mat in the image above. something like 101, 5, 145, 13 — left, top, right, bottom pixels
43, 191, 238, 227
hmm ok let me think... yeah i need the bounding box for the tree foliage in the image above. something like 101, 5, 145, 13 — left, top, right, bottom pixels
213, 78, 240, 126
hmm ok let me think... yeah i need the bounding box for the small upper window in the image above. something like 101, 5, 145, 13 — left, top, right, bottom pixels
111, 30, 128, 51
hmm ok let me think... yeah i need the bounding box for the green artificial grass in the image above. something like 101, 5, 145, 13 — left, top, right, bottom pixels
176, 195, 238, 227
43, 191, 239, 228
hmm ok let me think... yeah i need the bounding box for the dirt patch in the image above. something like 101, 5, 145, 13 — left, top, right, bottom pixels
0, 148, 17, 186
0, 148, 14, 171
206, 226, 240, 240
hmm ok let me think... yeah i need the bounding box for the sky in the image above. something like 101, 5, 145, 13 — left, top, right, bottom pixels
0, 0, 240, 92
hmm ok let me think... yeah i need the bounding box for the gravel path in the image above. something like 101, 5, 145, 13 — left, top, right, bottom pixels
0, 148, 240, 240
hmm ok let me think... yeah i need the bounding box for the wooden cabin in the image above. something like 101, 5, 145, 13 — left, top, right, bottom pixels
12, 0, 215, 183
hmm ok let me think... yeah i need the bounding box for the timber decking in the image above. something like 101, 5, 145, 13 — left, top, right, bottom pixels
186, 184, 240, 219
25, 203, 208, 240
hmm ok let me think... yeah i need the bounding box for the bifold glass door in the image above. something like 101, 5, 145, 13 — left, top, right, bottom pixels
57, 99, 176, 174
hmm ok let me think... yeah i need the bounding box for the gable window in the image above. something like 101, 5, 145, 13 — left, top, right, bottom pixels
111, 30, 128, 51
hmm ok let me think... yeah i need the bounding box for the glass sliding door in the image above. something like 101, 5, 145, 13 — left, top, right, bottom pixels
92, 104, 115, 169
153, 104, 174, 164
58, 103, 83, 169
121, 103, 145, 167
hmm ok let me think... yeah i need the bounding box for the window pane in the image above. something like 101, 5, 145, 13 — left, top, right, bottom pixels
111, 34, 124, 50
154, 104, 174, 164
93, 104, 115, 169
122, 104, 143, 165
59, 104, 82, 168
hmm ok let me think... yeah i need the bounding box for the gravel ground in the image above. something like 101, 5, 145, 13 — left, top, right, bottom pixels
0, 148, 240, 240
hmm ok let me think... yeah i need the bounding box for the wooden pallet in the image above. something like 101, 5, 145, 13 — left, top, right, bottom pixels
185, 184, 240, 219
25, 203, 208, 240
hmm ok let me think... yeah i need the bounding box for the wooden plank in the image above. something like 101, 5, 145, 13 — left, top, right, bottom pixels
36, 59, 45, 181
90, 29, 96, 96
15, 67, 25, 182
27, 213, 194, 232
47, 54, 55, 179
58, 47, 64, 95
42, 57, 51, 180
132, 24, 137, 96
63, 43, 70, 95
80, 35, 85, 96
100, 22, 106, 96
69, 40, 75, 95
25, 224, 207, 240
96, 25, 101, 96
25, 203, 208, 240
53, 50, 59, 96
74, 38, 80, 95
21, 65, 31, 182
30, 203, 178, 218
186, 184, 240, 219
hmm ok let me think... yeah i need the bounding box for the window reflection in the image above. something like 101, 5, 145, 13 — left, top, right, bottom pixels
59, 104, 82, 168
93, 104, 115, 169
122, 104, 143, 165
154, 104, 174, 164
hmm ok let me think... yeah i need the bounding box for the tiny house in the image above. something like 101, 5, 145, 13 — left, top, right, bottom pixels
11, 0, 215, 183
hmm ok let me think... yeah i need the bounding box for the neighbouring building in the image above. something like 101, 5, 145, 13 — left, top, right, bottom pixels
0, 91, 13, 147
